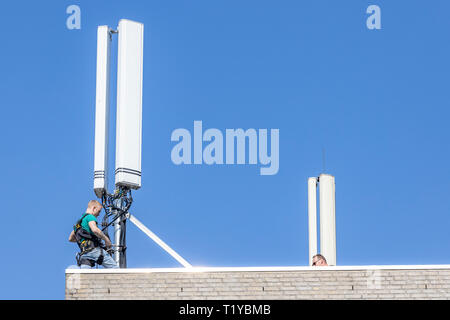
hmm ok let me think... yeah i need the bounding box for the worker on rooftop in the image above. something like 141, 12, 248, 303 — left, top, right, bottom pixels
69, 200, 118, 268
312, 254, 328, 267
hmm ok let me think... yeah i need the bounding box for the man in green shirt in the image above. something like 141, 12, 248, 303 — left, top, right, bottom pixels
69, 200, 118, 268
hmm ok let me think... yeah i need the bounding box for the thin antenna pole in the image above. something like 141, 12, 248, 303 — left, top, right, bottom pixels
322, 147, 326, 173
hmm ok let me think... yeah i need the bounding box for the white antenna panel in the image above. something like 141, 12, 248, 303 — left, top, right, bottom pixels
319, 174, 336, 266
93, 25, 111, 198
115, 19, 144, 189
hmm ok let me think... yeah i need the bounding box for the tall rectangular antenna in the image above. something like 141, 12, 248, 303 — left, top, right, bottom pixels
115, 19, 144, 189
307, 174, 337, 266
93, 26, 112, 198
319, 174, 336, 266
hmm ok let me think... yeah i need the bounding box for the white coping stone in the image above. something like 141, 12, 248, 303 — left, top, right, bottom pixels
65, 265, 450, 274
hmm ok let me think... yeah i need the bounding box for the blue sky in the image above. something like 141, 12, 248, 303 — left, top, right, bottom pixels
1, 0, 450, 299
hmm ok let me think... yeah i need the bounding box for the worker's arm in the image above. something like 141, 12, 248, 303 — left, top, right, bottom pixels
88, 220, 112, 248
68, 230, 77, 242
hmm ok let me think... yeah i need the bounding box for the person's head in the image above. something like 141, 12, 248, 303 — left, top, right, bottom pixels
86, 200, 102, 216
312, 254, 328, 266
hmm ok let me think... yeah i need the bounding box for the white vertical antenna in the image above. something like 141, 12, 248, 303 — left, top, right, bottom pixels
307, 177, 318, 265
93, 26, 112, 198
115, 19, 144, 190
307, 174, 336, 266
319, 173, 336, 266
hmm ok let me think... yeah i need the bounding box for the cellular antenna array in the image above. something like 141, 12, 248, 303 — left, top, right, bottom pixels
93, 19, 191, 268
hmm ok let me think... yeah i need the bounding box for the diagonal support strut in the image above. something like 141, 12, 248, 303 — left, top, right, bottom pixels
129, 214, 192, 268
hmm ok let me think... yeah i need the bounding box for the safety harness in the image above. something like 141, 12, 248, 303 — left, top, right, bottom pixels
73, 214, 104, 267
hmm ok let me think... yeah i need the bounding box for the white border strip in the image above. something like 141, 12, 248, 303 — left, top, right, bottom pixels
66, 264, 450, 274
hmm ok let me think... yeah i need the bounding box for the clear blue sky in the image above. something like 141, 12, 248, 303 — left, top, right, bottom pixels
1, 0, 450, 299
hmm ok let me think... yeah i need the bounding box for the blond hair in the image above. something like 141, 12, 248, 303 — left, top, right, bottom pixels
87, 200, 102, 209
312, 254, 327, 263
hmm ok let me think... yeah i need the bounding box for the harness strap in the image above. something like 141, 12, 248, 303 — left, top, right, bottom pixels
76, 249, 105, 267
74, 214, 101, 249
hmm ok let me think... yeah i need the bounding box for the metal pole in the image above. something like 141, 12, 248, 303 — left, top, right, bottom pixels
112, 197, 129, 268
119, 216, 127, 268
113, 209, 121, 266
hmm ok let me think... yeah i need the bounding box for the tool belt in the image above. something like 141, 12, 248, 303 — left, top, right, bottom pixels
79, 239, 97, 253
76, 249, 104, 267
75, 237, 104, 267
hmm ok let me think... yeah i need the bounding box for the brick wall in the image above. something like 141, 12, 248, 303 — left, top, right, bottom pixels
65, 265, 450, 300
